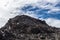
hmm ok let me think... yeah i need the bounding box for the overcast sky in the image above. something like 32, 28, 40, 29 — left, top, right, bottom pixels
0, 0, 60, 28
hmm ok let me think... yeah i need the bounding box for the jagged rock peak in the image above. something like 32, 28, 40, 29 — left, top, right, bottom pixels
8, 15, 48, 26
0, 15, 60, 40
2, 15, 56, 34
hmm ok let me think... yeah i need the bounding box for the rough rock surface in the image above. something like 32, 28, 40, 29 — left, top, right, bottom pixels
0, 15, 60, 40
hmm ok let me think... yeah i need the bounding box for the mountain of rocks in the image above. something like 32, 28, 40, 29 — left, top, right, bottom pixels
0, 15, 60, 40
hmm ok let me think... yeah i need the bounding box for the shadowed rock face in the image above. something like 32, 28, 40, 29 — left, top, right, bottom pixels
0, 15, 60, 40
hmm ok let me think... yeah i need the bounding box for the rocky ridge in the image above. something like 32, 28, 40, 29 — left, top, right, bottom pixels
0, 15, 60, 40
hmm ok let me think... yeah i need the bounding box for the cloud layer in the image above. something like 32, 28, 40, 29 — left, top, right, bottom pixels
0, 0, 60, 28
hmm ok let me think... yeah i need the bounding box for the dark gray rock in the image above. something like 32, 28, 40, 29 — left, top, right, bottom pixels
0, 15, 60, 40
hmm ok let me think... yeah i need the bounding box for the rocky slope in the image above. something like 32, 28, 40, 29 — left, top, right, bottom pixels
0, 15, 60, 40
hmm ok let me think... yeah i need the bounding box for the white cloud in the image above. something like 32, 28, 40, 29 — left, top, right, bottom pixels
32, 0, 60, 14
45, 18, 60, 28
0, 0, 40, 28
0, 18, 7, 28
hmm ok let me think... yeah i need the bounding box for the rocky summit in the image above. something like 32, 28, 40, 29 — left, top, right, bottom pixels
0, 15, 60, 40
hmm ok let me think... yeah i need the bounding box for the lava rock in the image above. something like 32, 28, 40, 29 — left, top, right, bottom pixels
0, 15, 60, 40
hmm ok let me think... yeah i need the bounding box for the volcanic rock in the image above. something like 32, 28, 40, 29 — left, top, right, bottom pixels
0, 15, 60, 40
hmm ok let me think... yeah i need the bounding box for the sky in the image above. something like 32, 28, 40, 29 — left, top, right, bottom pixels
0, 0, 60, 28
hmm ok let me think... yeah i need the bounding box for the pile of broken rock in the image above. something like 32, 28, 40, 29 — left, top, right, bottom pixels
0, 15, 60, 40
